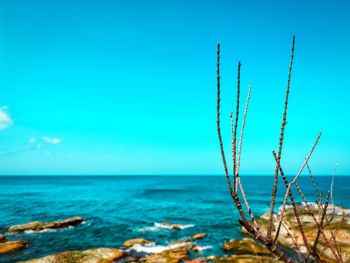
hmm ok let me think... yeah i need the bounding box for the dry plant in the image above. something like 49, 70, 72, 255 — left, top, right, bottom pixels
216, 36, 348, 262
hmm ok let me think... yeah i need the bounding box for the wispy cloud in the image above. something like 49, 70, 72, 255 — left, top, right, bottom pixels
43, 136, 63, 144
28, 136, 63, 152
0, 106, 13, 130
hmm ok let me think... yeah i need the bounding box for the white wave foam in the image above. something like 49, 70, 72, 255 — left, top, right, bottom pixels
193, 245, 212, 251
129, 242, 190, 254
137, 222, 195, 232
24, 228, 58, 234
23, 225, 77, 234
137, 226, 159, 232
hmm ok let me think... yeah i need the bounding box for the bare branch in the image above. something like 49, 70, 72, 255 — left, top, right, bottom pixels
292, 132, 322, 184
274, 145, 342, 262
236, 85, 252, 175
293, 172, 342, 261
239, 220, 297, 263
306, 163, 320, 198
214, 38, 342, 263
318, 212, 346, 261
216, 43, 233, 193
272, 150, 313, 255
216, 43, 248, 223
275, 214, 306, 262
233, 85, 258, 227
237, 177, 259, 229
312, 191, 330, 255
274, 132, 321, 245
232, 62, 241, 193
267, 35, 296, 239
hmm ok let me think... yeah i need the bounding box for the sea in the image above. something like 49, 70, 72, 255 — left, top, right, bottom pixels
0, 175, 349, 262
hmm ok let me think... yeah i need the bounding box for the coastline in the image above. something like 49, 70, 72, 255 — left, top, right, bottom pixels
1, 176, 349, 262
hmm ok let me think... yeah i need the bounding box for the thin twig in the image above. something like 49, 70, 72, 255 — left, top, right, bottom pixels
272, 151, 313, 256
312, 191, 330, 255
236, 85, 252, 175
296, 183, 342, 262
319, 212, 346, 261
292, 173, 342, 262
234, 85, 258, 227
306, 163, 320, 198
274, 132, 321, 245
274, 214, 306, 262
237, 177, 259, 229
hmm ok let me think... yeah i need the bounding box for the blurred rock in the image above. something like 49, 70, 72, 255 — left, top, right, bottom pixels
123, 238, 153, 247
0, 240, 28, 256
20, 247, 124, 263
8, 217, 84, 232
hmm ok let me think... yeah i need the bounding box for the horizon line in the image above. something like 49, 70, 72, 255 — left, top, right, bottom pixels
0, 174, 348, 177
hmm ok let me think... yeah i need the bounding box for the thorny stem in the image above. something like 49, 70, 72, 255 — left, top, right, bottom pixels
215, 38, 342, 263
291, 132, 322, 184
267, 35, 295, 239
275, 159, 341, 263
216, 43, 247, 223
274, 214, 306, 262
234, 85, 257, 227
306, 163, 320, 198
272, 151, 312, 256
312, 191, 330, 256
236, 85, 252, 176
274, 132, 321, 248
237, 177, 259, 229
239, 220, 297, 263
216, 44, 231, 192
275, 148, 342, 262
319, 212, 346, 261
232, 62, 241, 193
295, 181, 342, 262
216, 43, 296, 263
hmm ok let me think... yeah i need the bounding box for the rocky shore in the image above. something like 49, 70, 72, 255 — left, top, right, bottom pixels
1, 204, 349, 262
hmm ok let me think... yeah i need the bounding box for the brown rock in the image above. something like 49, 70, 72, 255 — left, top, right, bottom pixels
125, 256, 139, 262
123, 238, 153, 247
241, 203, 350, 263
0, 240, 28, 256
172, 225, 181, 230
20, 247, 124, 263
192, 233, 207, 240
208, 255, 278, 263
0, 234, 5, 243
206, 256, 216, 261
185, 258, 208, 263
223, 238, 272, 256
168, 238, 192, 246
143, 244, 192, 263
8, 217, 84, 232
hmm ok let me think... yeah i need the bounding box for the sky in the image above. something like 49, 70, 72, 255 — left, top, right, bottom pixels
0, 0, 349, 175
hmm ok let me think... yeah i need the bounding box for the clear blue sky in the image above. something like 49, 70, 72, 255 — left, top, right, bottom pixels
0, 0, 349, 175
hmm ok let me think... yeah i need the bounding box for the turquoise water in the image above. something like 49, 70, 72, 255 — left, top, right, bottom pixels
0, 176, 349, 262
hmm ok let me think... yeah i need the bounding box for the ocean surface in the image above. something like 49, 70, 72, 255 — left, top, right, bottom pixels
0, 175, 349, 262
